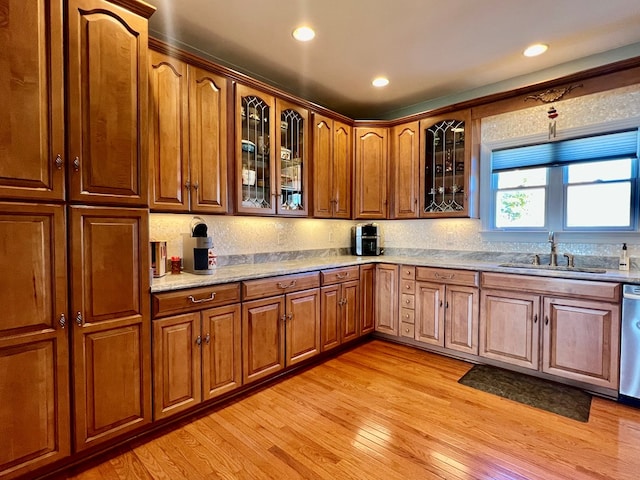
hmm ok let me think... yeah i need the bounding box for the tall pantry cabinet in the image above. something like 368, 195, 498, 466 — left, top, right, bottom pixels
0, 1, 154, 478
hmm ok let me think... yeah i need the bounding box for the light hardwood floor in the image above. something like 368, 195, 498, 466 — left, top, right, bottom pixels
58, 340, 640, 480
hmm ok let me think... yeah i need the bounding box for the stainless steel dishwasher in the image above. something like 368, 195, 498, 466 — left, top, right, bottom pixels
620, 285, 640, 405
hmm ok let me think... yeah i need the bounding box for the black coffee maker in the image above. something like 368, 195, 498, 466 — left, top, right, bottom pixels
352, 223, 382, 256
182, 217, 217, 274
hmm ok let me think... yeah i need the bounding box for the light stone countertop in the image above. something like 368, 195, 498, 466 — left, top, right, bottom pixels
150, 255, 640, 293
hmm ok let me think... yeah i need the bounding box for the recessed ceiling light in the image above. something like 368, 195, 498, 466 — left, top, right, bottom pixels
523, 43, 548, 57
292, 26, 315, 42
372, 77, 389, 87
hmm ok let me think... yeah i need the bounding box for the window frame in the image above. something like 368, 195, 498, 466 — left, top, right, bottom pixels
480, 117, 640, 243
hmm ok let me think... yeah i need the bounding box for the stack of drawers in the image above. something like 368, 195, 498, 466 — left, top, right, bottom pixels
399, 265, 416, 338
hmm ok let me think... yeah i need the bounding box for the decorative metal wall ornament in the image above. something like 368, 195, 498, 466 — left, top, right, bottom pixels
524, 83, 583, 103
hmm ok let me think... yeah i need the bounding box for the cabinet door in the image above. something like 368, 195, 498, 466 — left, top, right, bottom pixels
391, 122, 420, 218
242, 296, 285, 383
236, 84, 276, 214
375, 264, 398, 335
445, 285, 479, 355
69, 206, 151, 451
415, 282, 445, 347
333, 120, 352, 219
286, 289, 321, 366
0, 1, 65, 201
341, 280, 360, 343
0, 204, 70, 478
189, 65, 229, 213
67, 0, 150, 206
202, 304, 242, 399
360, 264, 376, 335
149, 51, 189, 212
419, 110, 472, 218
152, 313, 201, 420
479, 290, 540, 370
276, 99, 309, 215
354, 127, 388, 219
542, 297, 620, 389
312, 113, 333, 217
321, 285, 341, 352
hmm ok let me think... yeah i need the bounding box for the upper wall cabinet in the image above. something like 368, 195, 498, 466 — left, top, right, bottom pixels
149, 50, 229, 213
67, 0, 152, 206
354, 127, 388, 219
0, 0, 65, 201
419, 109, 477, 218
390, 121, 420, 219
312, 113, 352, 219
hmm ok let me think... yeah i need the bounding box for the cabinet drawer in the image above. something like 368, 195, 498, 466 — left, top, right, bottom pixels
400, 322, 415, 338
321, 266, 360, 285
481, 272, 620, 302
401, 293, 415, 309
400, 280, 415, 294
152, 283, 241, 318
401, 266, 416, 280
242, 272, 320, 300
416, 267, 479, 287
400, 308, 415, 324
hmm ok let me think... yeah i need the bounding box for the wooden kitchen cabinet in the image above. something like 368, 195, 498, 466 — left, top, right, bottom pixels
242, 273, 321, 384
0, 203, 70, 479
360, 264, 376, 335
0, 0, 65, 202
390, 122, 420, 219
375, 264, 399, 335
419, 109, 477, 218
149, 51, 230, 213
399, 266, 416, 339
312, 113, 352, 218
480, 272, 621, 390
69, 206, 151, 451
414, 267, 479, 354
320, 267, 360, 351
354, 127, 388, 219
152, 303, 242, 420
67, 0, 154, 206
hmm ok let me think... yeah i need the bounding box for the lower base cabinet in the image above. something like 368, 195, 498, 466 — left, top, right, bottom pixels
480, 273, 621, 390
375, 264, 399, 335
152, 304, 242, 420
360, 264, 376, 335
320, 266, 360, 351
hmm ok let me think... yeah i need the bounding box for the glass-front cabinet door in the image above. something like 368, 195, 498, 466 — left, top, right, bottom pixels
236, 84, 276, 214
275, 100, 308, 216
419, 109, 473, 218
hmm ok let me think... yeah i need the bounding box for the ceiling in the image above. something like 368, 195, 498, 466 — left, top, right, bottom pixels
145, 0, 640, 119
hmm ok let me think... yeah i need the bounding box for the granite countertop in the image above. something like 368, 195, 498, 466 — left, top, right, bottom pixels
151, 255, 640, 293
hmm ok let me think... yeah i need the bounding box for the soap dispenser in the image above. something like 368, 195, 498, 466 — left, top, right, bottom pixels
619, 243, 630, 271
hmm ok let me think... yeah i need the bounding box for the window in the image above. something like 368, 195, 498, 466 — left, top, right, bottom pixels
487, 129, 639, 233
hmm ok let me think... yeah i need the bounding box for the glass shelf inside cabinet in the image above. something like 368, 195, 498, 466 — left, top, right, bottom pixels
241, 96, 271, 209
424, 119, 465, 213
279, 109, 304, 211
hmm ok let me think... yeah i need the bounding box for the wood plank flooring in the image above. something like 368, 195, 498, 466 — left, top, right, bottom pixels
58, 340, 640, 480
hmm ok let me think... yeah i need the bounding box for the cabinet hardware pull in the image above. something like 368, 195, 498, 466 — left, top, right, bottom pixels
59, 313, 66, 329
405, 328, 410, 333
434, 272, 454, 280
545, 316, 549, 325
336, 272, 349, 279
196, 335, 202, 346
193, 181, 199, 190
55, 154, 63, 169
287, 313, 293, 321
73, 157, 80, 171
185, 180, 191, 190
445, 301, 449, 308
405, 314, 410, 319
75, 311, 83, 326
205, 333, 210, 344
188, 292, 216, 303
281, 315, 287, 322
406, 284, 411, 289
439, 300, 443, 308
405, 299, 411, 304
277, 280, 297, 289
534, 314, 538, 324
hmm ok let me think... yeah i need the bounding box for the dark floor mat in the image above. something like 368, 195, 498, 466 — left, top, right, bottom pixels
458, 364, 591, 422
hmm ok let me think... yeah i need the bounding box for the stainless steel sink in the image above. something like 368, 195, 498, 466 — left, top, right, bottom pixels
498, 263, 607, 274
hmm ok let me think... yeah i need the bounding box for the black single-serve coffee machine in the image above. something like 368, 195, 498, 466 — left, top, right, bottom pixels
182, 217, 217, 274
351, 223, 383, 256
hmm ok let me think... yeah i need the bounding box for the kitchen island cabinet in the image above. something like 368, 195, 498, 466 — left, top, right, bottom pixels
242, 273, 321, 383
151, 283, 242, 420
